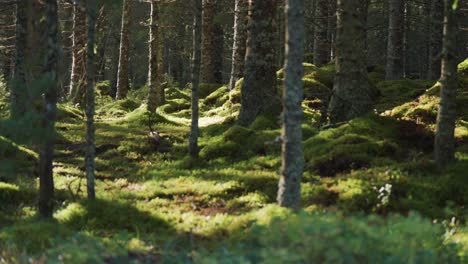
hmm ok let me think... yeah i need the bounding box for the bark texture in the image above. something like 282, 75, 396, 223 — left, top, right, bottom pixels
277, 0, 305, 209
189, 0, 203, 158
228, 0, 248, 91
237, 0, 278, 126
147, 0, 161, 113
427, 0, 444, 79
434, 0, 458, 169
69, 1, 87, 105
201, 0, 215, 83
86, 0, 97, 199
39, 0, 59, 218
385, 0, 405, 80
328, 0, 373, 123
116, 0, 131, 100
313, 0, 329, 66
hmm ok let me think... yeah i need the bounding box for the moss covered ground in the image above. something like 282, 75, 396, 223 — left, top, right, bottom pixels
0, 60, 467, 262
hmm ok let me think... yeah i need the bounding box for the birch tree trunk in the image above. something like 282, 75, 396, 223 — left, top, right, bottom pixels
69, 0, 87, 105
278, 0, 305, 209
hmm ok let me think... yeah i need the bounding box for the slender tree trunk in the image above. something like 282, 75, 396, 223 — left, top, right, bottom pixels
69, 1, 87, 105
85, 0, 97, 199
201, 0, 215, 83
278, 0, 305, 209
328, 0, 372, 123
427, 0, 443, 79
38, 0, 59, 219
11, 0, 29, 117
304, 0, 315, 54
237, 0, 278, 126
385, 0, 405, 80
213, 23, 224, 83
228, 0, 248, 91
189, 0, 203, 158
313, 0, 328, 66
327, 0, 336, 61
434, 0, 458, 169
147, 0, 161, 113
116, 0, 131, 100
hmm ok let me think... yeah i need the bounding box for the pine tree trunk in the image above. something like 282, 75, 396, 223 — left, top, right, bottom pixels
189, 0, 203, 158
116, 0, 131, 100
237, 0, 278, 126
147, 0, 161, 113
69, 1, 87, 105
201, 0, 215, 83
228, 0, 248, 91
313, 0, 329, 66
385, 0, 405, 80
328, 0, 372, 123
213, 23, 224, 83
11, 0, 28, 117
427, 0, 443, 79
38, 0, 59, 219
434, 0, 458, 169
86, 0, 97, 199
278, 0, 305, 209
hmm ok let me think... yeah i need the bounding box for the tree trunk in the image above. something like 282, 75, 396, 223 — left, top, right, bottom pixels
69, 1, 87, 105
213, 23, 224, 83
38, 0, 59, 219
427, 0, 443, 79
385, 0, 405, 80
228, 0, 248, 91
189, 0, 203, 158
116, 0, 131, 100
278, 0, 305, 209
237, 0, 278, 126
11, 0, 29, 117
304, 0, 315, 54
327, 0, 336, 61
313, 0, 329, 66
85, 0, 97, 199
201, 0, 215, 83
434, 0, 458, 169
147, 0, 161, 113
328, 0, 372, 123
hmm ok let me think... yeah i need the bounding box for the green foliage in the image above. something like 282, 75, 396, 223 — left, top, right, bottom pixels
197, 212, 463, 263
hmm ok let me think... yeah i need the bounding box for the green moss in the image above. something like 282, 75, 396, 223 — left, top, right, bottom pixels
204, 85, 229, 107
57, 104, 84, 121
250, 115, 279, 131
96, 98, 140, 118
165, 87, 191, 101
95, 80, 110, 96
376, 80, 435, 112
199, 83, 223, 98
158, 98, 190, 114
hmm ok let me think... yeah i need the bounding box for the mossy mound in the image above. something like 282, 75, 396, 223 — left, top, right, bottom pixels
375, 80, 435, 112
203, 85, 229, 108
303, 115, 431, 176
96, 98, 140, 118
159, 98, 191, 114
165, 87, 190, 101
57, 104, 84, 121
95, 80, 111, 96
0, 136, 37, 178
199, 83, 223, 98
200, 124, 280, 161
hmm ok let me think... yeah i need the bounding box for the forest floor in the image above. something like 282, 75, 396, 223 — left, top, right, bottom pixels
0, 60, 468, 262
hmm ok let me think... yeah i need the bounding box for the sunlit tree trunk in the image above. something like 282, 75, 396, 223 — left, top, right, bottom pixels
69, 0, 87, 105
85, 0, 97, 199
237, 0, 278, 126
278, 0, 305, 209
313, 0, 328, 66
189, 0, 203, 158
116, 0, 131, 100
328, 0, 372, 123
434, 0, 458, 169
385, 0, 405, 80
228, 0, 248, 91
147, 0, 161, 113
39, 0, 59, 219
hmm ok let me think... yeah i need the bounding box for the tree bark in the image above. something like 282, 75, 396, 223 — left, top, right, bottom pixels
328, 0, 372, 123
278, 0, 305, 209
85, 0, 97, 199
189, 0, 203, 158
228, 0, 248, 91
38, 0, 59, 219
313, 0, 329, 66
147, 0, 161, 113
69, 0, 87, 105
385, 0, 405, 80
237, 0, 278, 126
427, 0, 443, 79
327, 0, 336, 60
434, 0, 458, 169
116, 0, 131, 100
201, 0, 215, 83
